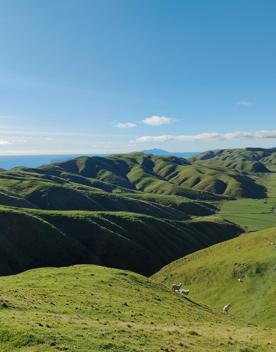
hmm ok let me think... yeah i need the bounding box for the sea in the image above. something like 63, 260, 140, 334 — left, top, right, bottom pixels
0, 154, 100, 170
0, 151, 198, 170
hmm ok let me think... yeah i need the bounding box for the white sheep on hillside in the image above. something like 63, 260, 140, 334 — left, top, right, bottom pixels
223, 304, 231, 314
178, 288, 190, 295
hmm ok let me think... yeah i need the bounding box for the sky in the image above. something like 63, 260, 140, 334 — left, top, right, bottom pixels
0, 0, 276, 155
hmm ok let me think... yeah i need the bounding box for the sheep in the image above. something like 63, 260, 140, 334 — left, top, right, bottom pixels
171, 283, 182, 291
174, 288, 190, 296
271, 242, 276, 249
178, 289, 190, 295
237, 278, 243, 282
223, 304, 231, 314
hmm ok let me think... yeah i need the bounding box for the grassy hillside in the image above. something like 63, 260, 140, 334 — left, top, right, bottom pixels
0, 264, 274, 352
38, 153, 265, 199
165, 164, 266, 198
0, 152, 269, 225
0, 170, 216, 219
0, 163, 224, 218
153, 227, 276, 327
190, 147, 276, 173
219, 171, 276, 231
0, 207, 242, 276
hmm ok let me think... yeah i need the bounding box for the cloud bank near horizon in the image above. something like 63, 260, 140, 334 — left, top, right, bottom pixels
135, 130, 276, 143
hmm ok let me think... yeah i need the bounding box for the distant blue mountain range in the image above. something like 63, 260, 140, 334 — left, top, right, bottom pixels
0, 150, 197, 170
142, 149, 197, 158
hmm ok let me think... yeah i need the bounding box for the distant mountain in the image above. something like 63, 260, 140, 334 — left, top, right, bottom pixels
142, 148, 198, 158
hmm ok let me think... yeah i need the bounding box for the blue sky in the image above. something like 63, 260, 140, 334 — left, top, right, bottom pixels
0, 0, 276, 154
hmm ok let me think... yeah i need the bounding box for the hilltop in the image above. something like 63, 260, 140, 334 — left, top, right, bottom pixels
191, 147, 276, 173
38, 152, 267, 199
0, 264, 274, 352
153, 227, 276, 327
0, 151, 270, 218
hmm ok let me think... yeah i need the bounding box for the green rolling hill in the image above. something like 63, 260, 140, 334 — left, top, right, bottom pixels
39, 152, 267, 198
0, 151, 269, 218
0, 207, 242, 276
153, 227, 276, 327
0, 264, 274, 352
190, 147, 276, 173
0, 148, 275, 351
0, 168, 216, 219
0, 149, 274, 279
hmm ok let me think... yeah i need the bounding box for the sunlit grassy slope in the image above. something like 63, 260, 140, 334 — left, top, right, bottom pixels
37, 152, 266, 199
190, 147, 276, 172
153, 227, 276, 327
0, 264, 274, 352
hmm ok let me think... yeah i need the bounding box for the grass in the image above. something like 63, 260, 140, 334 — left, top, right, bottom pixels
220, 171, 276, 231
0, 206, 242, 277
0, 150, 275, 350
0, 264, 274, 351
153, 227, 276, 327
190, 147, 275, 173
37, 153, 260, 199
0, 165, 219, 218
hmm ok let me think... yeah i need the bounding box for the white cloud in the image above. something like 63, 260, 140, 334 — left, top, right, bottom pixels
116, 122, 137, 129
0, 140, 11, 145
142, 115, 172, 126
135, 130, 276, 143
237, 101, 252, 107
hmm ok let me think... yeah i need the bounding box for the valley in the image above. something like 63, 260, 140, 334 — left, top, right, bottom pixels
0, 147, 275, 351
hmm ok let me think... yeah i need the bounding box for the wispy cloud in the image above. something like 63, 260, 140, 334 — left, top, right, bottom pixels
0, 140, 12, 145
116, 122, 137, 129
237, 101, 252, 107
135, 130, 276, 143
142, 115, 172, 126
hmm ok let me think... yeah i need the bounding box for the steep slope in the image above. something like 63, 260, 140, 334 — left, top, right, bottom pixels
262, 151, 276, 166
191, 147, 275, 173
0, 207, 242, 276
165, 164, 266, 198
0, 150, 272, 207
38, 152, 265, 199
0, 170, 215, 219
153, 228, 276, 327
0, 265, 273, 352
40, 153, 223, 200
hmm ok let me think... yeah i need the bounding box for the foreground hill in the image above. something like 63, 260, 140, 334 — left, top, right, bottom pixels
0, 207, 242, 276
153, 227, 276, 327
0, 264, 274, 351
